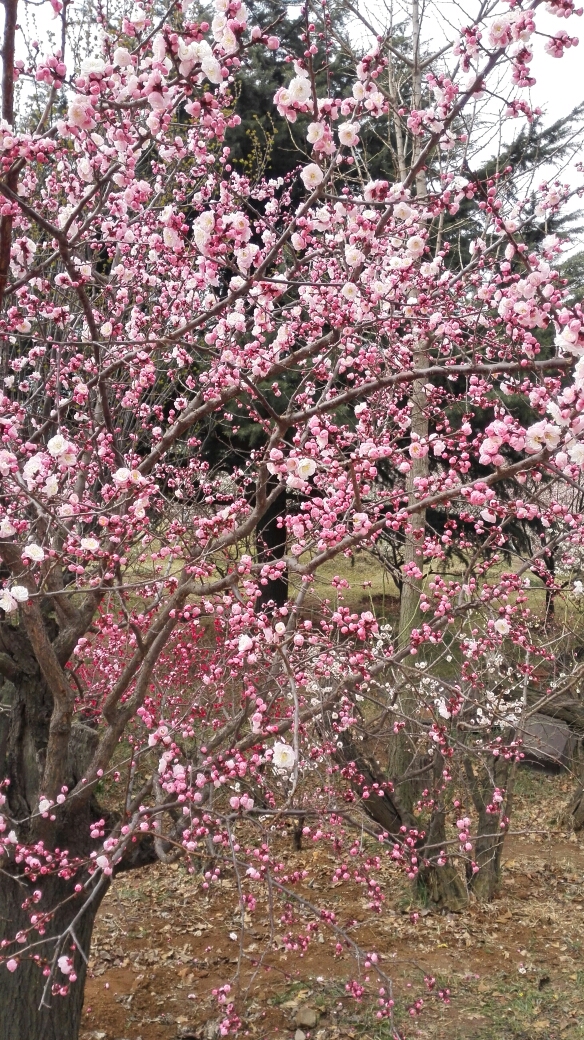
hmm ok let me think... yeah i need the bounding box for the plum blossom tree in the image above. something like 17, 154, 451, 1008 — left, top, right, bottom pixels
1, 0, 584, 1036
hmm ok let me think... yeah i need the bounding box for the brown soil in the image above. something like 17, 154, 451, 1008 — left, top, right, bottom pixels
81, 774, 584, 1040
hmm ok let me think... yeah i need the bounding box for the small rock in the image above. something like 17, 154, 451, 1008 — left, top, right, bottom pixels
295, 1031, 307, 1040
294, 1006, 319, 1028
176, 1023, 220, 1040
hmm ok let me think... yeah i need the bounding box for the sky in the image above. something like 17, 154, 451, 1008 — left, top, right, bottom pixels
3, 0, 584, 241
7, 0, 584, 131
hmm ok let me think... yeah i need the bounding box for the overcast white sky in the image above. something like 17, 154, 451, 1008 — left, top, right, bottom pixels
7, 0, 584, 130
4, 0, 584, 241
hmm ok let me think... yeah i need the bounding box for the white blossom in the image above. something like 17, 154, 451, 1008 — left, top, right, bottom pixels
113, 47, 132, 67
47, 434, 68, 458
23, 544, 45, 562
493, 618, 510, 636
288, 76, 311, 103
0, 593, 17, 613
296, 458, 316, 480
10, 586, 29, 603
80, 537, 100, 552
300, 163, 324, 190
272, 742, 296, 770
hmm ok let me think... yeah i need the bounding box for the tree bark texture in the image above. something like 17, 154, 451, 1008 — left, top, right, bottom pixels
0, 629, 107, 1040
335, 731, 409, 835
416, 752, 468, 911
0, 871, 107, 1040
464, 753, 513, 902
418, 809, 468, 912
469, 807, 505, 901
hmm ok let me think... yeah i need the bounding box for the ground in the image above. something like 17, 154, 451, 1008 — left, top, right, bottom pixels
80, 771, 584, 1040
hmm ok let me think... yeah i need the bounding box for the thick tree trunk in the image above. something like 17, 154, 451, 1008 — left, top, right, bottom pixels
0, 645, 99, 844
469, 808, 504, 901
464, 754, 513, 902
0, 870, 107, 1040
417, 753, 468, 910
0, 651, 108, 1040
418, 812, 468, 912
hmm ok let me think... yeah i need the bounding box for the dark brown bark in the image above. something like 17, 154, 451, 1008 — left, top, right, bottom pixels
335, 731, 408, 835
257, 481, 288, 608
0, 870, 107, 1040
0, 643, 157, 1039
0, 605, 103, 1040
0, 610, 104, 860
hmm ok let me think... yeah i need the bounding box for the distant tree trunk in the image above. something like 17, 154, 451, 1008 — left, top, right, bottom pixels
0, 871, 107, 1040
417, 752, 468, 911
257, 480, 288, 609
391, 0, 430, 809
388, 307, 429, 812
464, 754, 514, 902
545, 546, 556, 620
335, 731, 408, 835
0, 0, 18, 309
569, 738, 584, 830
397, 350, 429, 648
570, 786, 584, 830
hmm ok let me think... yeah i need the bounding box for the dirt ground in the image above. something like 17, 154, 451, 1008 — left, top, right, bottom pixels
81, 772, 584, 1040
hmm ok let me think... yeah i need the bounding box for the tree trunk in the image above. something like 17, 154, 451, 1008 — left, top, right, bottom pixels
335, 731, 409, 835
469, 808, 504, 901
570, 786, 584, 830
257, 481, 288, 609
568, 737, 584, 830
0, 641, 99, 843
417, 753, 468, 911
0, 650, 109, 1040
396, 370, 428, 648
544, 543, 556, 621
464, 754, 513, 902
0, 870, 107, 1040
418, 813, 468, 912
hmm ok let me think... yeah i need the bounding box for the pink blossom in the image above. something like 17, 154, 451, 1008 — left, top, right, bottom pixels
67, 95, 96, 130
